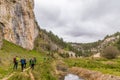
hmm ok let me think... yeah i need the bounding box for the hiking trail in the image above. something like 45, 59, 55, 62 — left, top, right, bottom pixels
29, 70, 35, 80
1, 67, 35, 80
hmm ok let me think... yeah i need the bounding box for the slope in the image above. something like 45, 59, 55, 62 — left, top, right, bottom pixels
0, 40, 57, 80
71, 32, 120, 57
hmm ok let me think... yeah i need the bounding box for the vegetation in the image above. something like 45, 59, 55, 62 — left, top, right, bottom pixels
76, 40, 102, 50
38, 29, 66, 49
70, 32, 120, 57
0, 40, 57, 80
115, 37, 120, 50
59, 53, 69, 58
32, 60, 57, 80
34, 29, 81, 57
34, 29, 64, 52
101, 46, 120, 59
1, 31, 120, 79
64, 58, 120, 76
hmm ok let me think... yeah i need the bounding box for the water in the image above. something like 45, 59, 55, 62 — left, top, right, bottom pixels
64, 74, 84, 80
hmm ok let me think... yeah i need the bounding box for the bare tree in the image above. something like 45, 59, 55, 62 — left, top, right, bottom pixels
101, 46, 120, 59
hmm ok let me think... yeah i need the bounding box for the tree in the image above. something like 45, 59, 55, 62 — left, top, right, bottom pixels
116, 38, 120, 50
101, 46, 120, 59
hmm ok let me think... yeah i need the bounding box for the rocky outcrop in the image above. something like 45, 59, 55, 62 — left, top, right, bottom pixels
0, 0, 39, 50
0, 23, 3, 48
69, 67, 120, 80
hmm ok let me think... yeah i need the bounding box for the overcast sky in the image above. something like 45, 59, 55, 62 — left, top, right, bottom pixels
34, 0, 120, 43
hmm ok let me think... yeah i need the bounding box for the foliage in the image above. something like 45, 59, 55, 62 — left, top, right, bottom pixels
41, 29, 68, 49
64, 58, 120, 76
115, 38, 120, 50
101, 46, 120, 59
113, 32, 120, 36
34, 29, 81, 57
0, 40, 57, 80
104, 35, 110, 40
59, 53, 69, 58
33, 60, 57, 80
78, 40, 102, 50
82, 50, 92, 57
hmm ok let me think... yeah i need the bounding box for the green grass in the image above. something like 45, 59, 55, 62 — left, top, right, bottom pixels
33, 59, 57, 80
9, 72, 31, 80
0, 40, 57, 80
64, 58, 120, 76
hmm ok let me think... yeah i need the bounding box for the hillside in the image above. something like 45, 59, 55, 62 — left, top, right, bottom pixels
0, 0, 75, 57
1, 0, 120, 80
34, 28, 64, 52
71, 32, 120, 57
33, 25, 79, 58
0, 40, 57, 80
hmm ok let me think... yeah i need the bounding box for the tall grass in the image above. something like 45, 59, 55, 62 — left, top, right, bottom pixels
64, 58, 120, 76
0, 40, 57, 80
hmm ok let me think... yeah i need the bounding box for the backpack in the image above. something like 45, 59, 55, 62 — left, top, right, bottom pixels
21, 59, 25, 64
31, 59, 35, 64
13, 58, 16, 63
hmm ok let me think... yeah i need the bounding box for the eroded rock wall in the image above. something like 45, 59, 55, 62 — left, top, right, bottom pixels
0, 0, 39, 50
0, 23, 3, 49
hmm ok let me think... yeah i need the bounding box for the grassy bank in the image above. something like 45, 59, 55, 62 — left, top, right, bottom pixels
64, 58, 120, 76
0, 40, 57, 80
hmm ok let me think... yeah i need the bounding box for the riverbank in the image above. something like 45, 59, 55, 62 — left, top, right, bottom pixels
53, 59, 120, 80
53, 60, 68, 80
69, 67, 120, 80
63, 58, 120, 80
64, 58, 120, 76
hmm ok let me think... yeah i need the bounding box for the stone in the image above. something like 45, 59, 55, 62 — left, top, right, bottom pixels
0, 23, 3, 49
0, 0, 39, 50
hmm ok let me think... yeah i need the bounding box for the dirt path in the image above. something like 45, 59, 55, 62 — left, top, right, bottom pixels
29, 70, 35, 80
1, 67, 31, 80
2, 72, 16, 80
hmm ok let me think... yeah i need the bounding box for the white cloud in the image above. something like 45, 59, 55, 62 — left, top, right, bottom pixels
34, 0, 120, 43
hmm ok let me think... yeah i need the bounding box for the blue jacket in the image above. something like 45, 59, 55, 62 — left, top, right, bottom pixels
20, 59, 25, 64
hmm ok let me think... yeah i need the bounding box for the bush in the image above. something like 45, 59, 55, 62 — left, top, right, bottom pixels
101, 46, 120, 59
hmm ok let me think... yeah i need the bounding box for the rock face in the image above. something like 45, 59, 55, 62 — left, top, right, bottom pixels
0, 0, 39, 50
0, 23, 3, 48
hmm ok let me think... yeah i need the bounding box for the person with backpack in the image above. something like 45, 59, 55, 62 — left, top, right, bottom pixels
20, 58, 25, 72
13, 56, 19, 70
24, 58, 27, 68
33, 57, 36, 65
29, 58, 36, 70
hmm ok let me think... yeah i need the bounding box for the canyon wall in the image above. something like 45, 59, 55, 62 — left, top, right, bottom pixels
0, 0, 39, 50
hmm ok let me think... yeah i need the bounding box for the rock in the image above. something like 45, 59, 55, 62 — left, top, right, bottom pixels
0, 0, 39, 50
0, 23, 3, 49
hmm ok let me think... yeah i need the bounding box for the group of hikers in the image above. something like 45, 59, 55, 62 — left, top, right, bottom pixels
13, 56, 36, 71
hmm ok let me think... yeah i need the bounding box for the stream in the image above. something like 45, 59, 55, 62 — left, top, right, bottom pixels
64, 74, 84, 80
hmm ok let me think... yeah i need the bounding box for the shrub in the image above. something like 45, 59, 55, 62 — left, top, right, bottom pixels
101, 46, 120, 59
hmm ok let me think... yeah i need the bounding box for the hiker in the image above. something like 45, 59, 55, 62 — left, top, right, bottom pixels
24, 58, 27, 68
29, 58, 36, 70
13, 56, 19, 70
33, 57, 36, 65
20, 58, 25, 71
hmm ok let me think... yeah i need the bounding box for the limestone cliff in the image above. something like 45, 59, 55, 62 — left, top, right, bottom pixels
0, 0, 39, 50
0, 23, 3, 48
